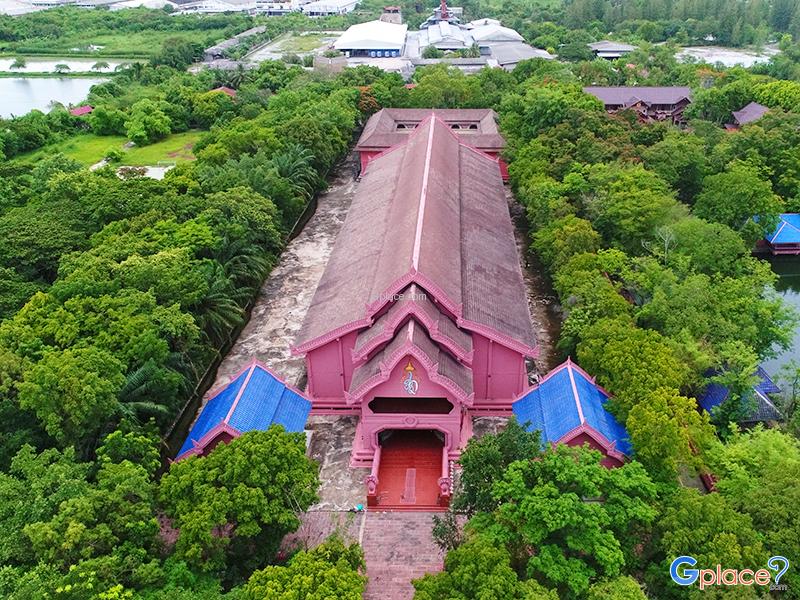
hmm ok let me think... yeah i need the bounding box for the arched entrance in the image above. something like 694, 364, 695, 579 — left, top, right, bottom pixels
374, 429, 445, 509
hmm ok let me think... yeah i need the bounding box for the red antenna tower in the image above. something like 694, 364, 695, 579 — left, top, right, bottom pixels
440, 0, 448, 20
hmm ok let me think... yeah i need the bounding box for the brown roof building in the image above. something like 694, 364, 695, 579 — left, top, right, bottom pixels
355, 108, 509, 179
583, 86, 693, 125
731, 101, 769, 127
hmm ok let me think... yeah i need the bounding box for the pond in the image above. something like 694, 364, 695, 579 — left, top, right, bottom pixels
0, 57, 133, 74
676, 45, 780, 67
762, 256, 800, 378
0, 77, 107, 118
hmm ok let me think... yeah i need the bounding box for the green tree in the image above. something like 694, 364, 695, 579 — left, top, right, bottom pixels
709, 427, 800, 594
641, 132, 708, 203
473, 446, 658, 599
577, 318, 690, 420
243, 536, 366, 600
626, 387, 712, 482
0, 445, 90, 567
18, 346, 126, 448
125, 99, 172, 146
693, 162, 783, 245
532, 215, 602, 271
159, 427, 319, 577
88, 105, 127, 136
413, 536, 557, 600
452, 417, 541, 516
646, 488, 767, 598
586, 576, 647, 600
10, 57, 26, 69
582, 163, 686, 255
151, 37, 202, 70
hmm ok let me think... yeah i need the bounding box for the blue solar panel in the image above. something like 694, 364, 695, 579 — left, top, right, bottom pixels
178, 363, 311, 459
513, 362, 631, 456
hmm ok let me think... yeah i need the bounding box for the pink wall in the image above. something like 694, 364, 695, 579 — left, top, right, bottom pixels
306, 322, 527, 409
564, 431, 625, 468
471, 335, 527, 404
352, 354, 464, 460
306, 330, 358, 406
359, 151, 382, 173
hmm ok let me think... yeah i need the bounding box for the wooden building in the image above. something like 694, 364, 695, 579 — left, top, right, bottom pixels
293, 115, 536, 508
583, 86, 693, 125
355, 108, 509, 179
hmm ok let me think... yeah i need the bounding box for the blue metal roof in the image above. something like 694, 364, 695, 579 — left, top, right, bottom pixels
767, 214, 800, 245
178, 362, 311, 458
698, 366, 781, 423
513, 360, 632, 456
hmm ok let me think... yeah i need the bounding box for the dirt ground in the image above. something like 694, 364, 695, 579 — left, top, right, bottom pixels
506, 186, 562, 376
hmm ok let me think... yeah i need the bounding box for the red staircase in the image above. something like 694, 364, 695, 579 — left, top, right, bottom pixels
374, 430, 445, 510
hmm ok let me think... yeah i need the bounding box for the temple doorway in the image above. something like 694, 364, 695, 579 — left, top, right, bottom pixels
375, 429, 445, 509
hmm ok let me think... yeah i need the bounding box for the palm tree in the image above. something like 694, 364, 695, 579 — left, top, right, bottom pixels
271, 143, 320, 200
215, 236, 274, 288
92, 60, 110, 72
195, 264, 246, 346
10, 57, 26, 70
54, 63, 70, 74
117, 360, 170, 423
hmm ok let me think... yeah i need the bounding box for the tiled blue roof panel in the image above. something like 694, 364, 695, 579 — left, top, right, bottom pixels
513, 362, 632, 457
178, 364, 311, 458
514, 368, 582, 444
699, 366, 782, 423
178, 371, 246, 457
698, 381, 729, 412
767, 214, 800, 244
755, 366, 780, 395
273, 388, 313, 433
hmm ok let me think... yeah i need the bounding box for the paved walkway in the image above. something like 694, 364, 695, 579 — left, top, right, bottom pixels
362, 512, 443, 600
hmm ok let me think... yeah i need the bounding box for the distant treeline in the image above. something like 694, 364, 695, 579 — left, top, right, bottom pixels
357, 0, 800, 47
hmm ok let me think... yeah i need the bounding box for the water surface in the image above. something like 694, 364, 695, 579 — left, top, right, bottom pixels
0, 77, 106, 118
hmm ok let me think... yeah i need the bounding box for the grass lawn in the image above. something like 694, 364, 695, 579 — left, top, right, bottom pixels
13, 130, 202, 167
120, 131, 202, 166
6, 30, 234, 59
15, 134, 126, 166
276, 32, 334, 53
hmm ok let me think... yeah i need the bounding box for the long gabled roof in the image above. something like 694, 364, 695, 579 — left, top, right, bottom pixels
513, 359, 632, 456
294, 115, 536, 356
584, 86, 692, 106
355, 108, 506, 152
177, 360, 311, 460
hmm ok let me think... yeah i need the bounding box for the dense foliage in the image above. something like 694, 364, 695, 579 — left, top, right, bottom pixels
0, 55, 386, 597
3, 6, 800, 597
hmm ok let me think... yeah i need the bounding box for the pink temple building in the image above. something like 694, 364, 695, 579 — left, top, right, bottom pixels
293, 114, 536, 507
355, 108, 510, 181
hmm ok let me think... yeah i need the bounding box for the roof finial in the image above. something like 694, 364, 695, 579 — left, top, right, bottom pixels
440, 0, 448, 20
